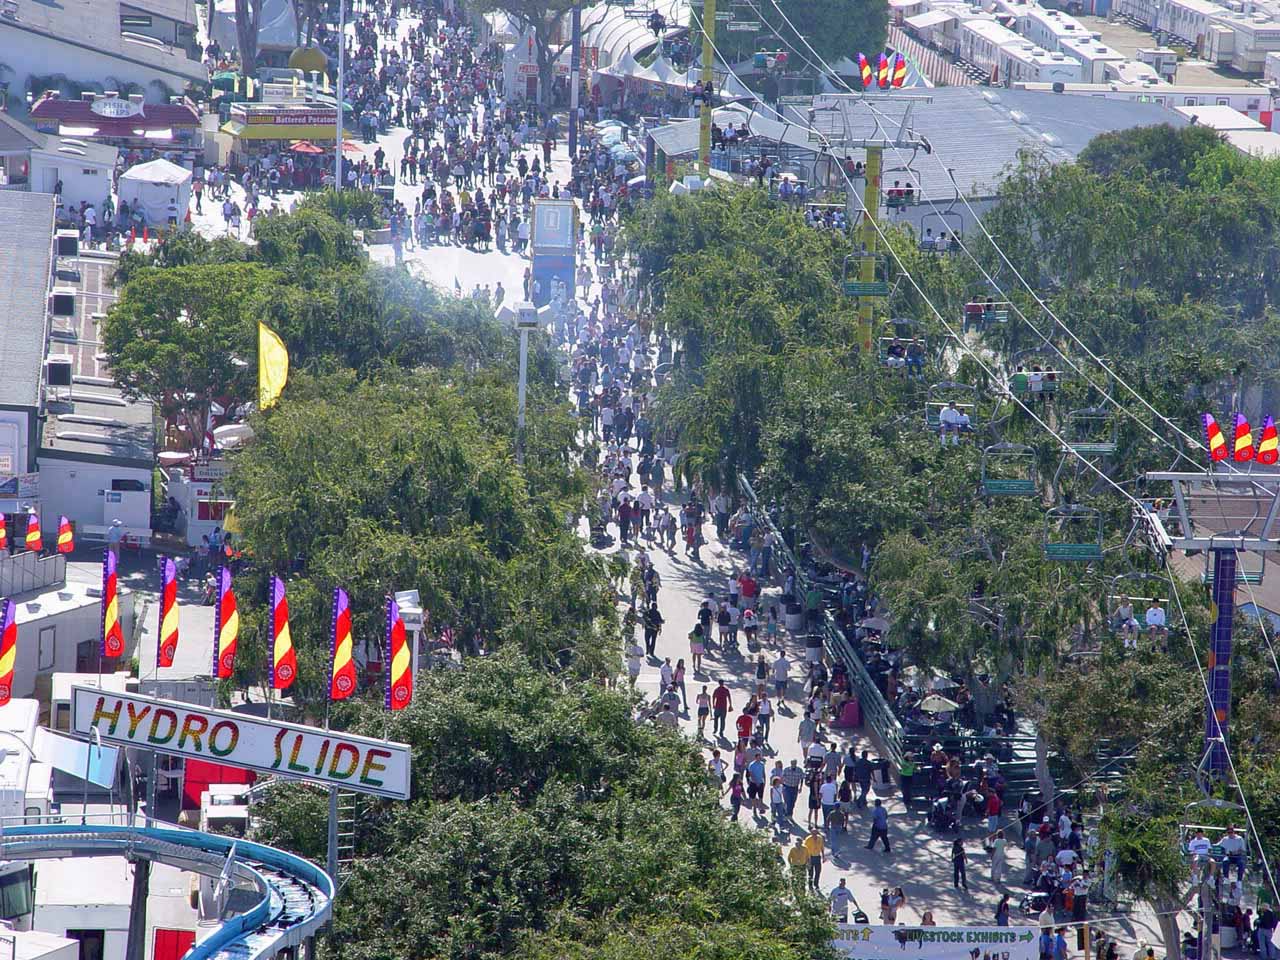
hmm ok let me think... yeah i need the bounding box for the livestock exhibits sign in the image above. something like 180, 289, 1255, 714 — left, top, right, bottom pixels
834, 926, 1040, 960
72, 686, 411, 799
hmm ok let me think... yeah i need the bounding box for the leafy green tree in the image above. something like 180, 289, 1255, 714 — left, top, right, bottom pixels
255, 654, 836, 960
101, 261, 264, 444
225, 371, 612, 710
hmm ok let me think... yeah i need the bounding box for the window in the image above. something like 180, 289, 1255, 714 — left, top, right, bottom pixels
0, 868, 32, 921
196, 500, 232, 522
67, 930, 106, 960
23, 806, 40, 823
121, 14, 152, 26
1185, 97, 1197, 105
37, 625, 54, 671
1217, 97, 1230, 105
81, 169, 98, 177
54, 702, 71, 732
111, 478, 145, 492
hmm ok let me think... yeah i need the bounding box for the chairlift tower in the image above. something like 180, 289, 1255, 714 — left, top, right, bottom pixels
1137, 462, 1280, 777
808, 94, 932, 355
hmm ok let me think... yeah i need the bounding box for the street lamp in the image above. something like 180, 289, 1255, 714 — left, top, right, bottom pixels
512, 302, 540, 464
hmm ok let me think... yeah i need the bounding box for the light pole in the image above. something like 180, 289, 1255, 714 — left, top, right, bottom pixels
569, 4, 582, 160
334, 0, 346, 191
82, 727, 101, 826
514, 303, 539, 464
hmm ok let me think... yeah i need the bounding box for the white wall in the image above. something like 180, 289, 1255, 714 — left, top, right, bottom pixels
0, 25, 199, 103
31, 906, 128, 960
36, 459, 151, 536
12, 589, 136, 697
28, 154, 112, 214
0, 411, 34, 500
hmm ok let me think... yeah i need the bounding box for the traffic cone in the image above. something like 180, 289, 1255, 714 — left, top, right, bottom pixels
143, 226, 148, 242
128, 227, 136, 246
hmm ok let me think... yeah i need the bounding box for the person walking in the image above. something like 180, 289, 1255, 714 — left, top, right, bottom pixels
867, 798, 891, 852
695, 685, 711, 737
770, 777, 787, 829
952, 837, 969, 890
724, 774, 745, 820
992, 828, 1008, 885
643, 601, 663, 656
787, 838, 809, 896
673, 658, 688, 710
804, 827, 824, 891
995, 893, 1011, 927
781, 758, 804, 818
830, 878, 855, 923
689, 622, 706, 674
711, 680, 732, 737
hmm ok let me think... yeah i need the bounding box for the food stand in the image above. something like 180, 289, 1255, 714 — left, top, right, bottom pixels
219, 101, 339, 174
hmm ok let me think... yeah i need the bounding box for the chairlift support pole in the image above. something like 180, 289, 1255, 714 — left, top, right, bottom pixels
809, 94, 931, 355
698, 0, 717, 174
1140, 467, 1280, 779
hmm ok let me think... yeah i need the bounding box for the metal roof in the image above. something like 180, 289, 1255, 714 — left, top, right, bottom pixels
647, 104, 816, 156
0, 191, 54, 410
798, 87, 1188, 200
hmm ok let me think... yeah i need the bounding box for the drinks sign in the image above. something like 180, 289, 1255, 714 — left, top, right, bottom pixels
72, 686, 412, 799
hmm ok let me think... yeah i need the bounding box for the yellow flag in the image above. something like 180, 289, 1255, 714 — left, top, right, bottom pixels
258, 322, 289, 409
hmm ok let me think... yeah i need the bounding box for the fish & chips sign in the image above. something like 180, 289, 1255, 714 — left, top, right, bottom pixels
72, 686, 411, 799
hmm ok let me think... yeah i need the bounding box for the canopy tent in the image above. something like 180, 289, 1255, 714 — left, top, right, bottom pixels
117, 158, 192, 225
634, 51, 686, 87
210, 0, 297, 53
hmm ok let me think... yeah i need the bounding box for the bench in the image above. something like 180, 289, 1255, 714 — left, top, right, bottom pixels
80, 525, 152, 550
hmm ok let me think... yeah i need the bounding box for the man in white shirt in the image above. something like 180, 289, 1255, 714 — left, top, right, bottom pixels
830, 878, 855, 922
773, 652, 791, 701
1219, 825, 1247, 880
939, 401, 964, 446
1145, 604, 1168, 643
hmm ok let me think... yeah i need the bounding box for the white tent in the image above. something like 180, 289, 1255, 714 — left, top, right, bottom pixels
210, 0, 298, 53
118, 158, 192, 226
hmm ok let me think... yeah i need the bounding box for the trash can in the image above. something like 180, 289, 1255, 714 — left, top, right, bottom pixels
784, 602, 805, 632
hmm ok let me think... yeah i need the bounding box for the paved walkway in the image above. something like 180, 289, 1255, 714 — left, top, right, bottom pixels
181, 4, 1173, 945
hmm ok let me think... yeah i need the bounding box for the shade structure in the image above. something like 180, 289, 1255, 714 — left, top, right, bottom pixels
117, 158, 192, 225
290, 140, 325, 154
918, 694, 960, 714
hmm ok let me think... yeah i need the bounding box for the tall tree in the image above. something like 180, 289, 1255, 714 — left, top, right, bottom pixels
235, 0, 265, 77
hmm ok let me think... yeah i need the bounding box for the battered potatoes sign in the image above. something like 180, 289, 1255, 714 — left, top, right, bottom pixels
72, 686, 411, 800
835, 926, 1040, 960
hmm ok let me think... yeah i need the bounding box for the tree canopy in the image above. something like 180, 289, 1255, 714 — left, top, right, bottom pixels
255, 653, 837, 960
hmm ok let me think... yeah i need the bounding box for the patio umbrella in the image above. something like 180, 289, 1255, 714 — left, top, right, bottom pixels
918, 694, 960, 714
341, 140, 365, 155
859, 616, 890, 632
290, 140, 325, 154
212, 71, 240, 91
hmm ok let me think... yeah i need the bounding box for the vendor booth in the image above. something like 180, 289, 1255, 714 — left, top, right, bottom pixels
117, 158, 192, 225
220, 101, 340, 172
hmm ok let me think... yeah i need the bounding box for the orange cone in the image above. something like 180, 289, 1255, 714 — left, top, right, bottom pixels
128, 227, 136, 246
143, 226, 148, 242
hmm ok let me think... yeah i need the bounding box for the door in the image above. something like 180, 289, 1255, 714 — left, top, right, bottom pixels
526, 76, 538, 100
154, 928, 196, 960
66, 930, 105, 960
40, 166, 58, 194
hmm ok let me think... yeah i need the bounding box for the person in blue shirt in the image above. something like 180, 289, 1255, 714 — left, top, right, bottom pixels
866, 798, 891, 852
1053, 928, 1069, 960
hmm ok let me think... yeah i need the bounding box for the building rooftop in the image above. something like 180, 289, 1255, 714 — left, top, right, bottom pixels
30, 93, 201, 140
0, 110, 119, 167
0, 191, 55, 410
39, 255, 155, 469
1173, 103, 1264, 128
805, 86, 1187, 200
122, 0, 197, 24
0, 0, 205, 85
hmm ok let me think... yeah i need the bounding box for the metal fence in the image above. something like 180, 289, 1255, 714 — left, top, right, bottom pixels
737, 475, 906, 767
0, 552, 66, 598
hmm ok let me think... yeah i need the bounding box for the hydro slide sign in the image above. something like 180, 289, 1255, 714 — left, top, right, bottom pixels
834, 926, 1040, 960
72, 686, 411, 800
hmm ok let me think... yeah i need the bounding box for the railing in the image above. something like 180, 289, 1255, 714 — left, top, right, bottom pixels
737, 475, 906, 768
0, 822, 333, 960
